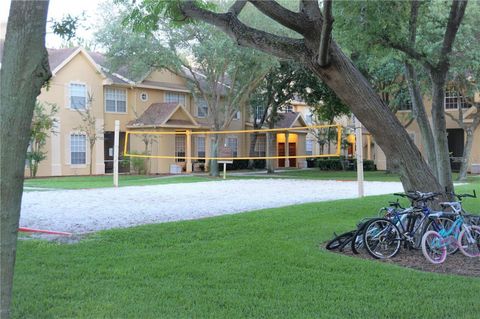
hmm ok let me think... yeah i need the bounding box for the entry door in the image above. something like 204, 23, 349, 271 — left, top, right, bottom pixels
278, 143, 285, 167
104, 132, 129, 173
277, 143, 296, 168
447, 129, 464, 171
289, 143, 297, 167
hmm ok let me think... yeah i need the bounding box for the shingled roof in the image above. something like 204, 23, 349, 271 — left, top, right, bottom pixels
275, 112, 307, 129
128, 103, 199, 128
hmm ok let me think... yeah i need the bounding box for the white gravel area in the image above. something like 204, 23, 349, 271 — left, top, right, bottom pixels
20, 179, 404, 233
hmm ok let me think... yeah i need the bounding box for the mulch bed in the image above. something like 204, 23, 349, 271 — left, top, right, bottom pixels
328, 244, 480, 277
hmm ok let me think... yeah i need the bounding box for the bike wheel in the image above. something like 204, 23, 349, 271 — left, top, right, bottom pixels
424, 217, 458, 255
326, 230, 355, 251
458, 225, 480, 257
421, 230, 447, 264
363, 218, 401, 259
351, 227, 364, 254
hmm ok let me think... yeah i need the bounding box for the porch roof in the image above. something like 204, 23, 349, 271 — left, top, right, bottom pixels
127, 102, 201, 129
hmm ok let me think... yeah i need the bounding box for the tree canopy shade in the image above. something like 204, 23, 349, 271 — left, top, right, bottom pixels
123, 0, 443, 193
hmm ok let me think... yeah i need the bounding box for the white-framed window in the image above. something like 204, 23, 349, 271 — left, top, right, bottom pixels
175, 135, 186, 162
445, 89, 470, 109
70, 134, 87, 165
233, 110, 241, 120
254, 105, 264, 120
105, 87, 127, 113
284, 104, 294, 113
306, 139, 313, 156
196, 98, 208, 118
254, 135, 266, 157
165, 92, 186, 105
196, 136, 206, 158
226, 137, 238, 157
140, 92, 148, 102
69, 83, 87, 110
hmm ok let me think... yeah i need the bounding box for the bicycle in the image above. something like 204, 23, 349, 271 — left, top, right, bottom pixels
362, 191, 449, 259
422, 191, 480, 264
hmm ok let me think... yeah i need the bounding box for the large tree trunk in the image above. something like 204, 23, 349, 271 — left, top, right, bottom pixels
457, 127, 475, 181
431, 74, 454, 192
404, 62, 438, 177
307, 43, 442, 192
209, 134, 219, 177
247, 133, 258, 169
0, 2, 51, 318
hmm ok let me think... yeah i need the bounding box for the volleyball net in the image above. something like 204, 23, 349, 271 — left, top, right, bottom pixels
124, 124, 343, 161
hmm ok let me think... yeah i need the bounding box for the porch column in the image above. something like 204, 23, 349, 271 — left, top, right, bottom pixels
285, 131, 290, 168
186, 130, 192, 173
367, 134, 372, 161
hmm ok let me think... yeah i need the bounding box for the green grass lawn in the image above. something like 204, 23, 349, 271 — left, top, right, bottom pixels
23, 175, 211, 190
12, 181, 480, 318
275, 169, 401, 181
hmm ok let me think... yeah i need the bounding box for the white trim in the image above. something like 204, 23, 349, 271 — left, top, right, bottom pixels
52, 48, 107, 79
140, 92, 149, 102
51, 117, 62, 175
161, 104, 199, 127
136, 83, 190, 93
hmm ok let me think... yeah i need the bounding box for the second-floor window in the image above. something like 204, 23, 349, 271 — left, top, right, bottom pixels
226, 137, 238, 157
105, 88, 126, 113
70, 134, 86, 165
70, 83, 87, 110
284, 104, 294, 113
445, 89, 470, 109
165, 92, 186, 105
196, 98, 208, 118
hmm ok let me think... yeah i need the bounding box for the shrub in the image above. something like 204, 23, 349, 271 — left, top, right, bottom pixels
129, 152, 147, 175
316, 158, 377, 171
217, 159, 266, 171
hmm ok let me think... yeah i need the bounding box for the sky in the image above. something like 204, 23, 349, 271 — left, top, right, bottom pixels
1, 0, 103, 49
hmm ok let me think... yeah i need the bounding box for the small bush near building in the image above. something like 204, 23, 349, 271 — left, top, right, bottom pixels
130, 152, 148, 175
315, 158, 376, 171
217, 159, 266, 171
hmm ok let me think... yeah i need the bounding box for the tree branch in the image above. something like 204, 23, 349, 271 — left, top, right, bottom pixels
299, 0, 322, 21
408, 0, 420, 45
229, 0, 247, 17
318, 0, 333, 67
180, 1, 307, 61
379, 36, 435, 72
439, 0, 468, 67
248, 0, 311, 35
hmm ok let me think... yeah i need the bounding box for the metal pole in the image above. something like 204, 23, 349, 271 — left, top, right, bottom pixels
223, 162, 227, 179
113, 120, 120, 187
355, 117, 364, 197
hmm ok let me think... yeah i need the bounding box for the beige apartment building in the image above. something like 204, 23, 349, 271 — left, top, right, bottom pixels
22, 46, 310, 177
